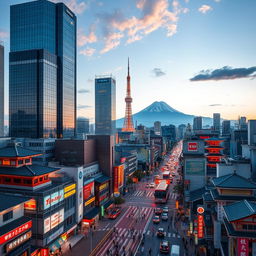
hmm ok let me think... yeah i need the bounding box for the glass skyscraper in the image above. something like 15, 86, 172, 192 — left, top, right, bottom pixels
0, 43, 4, 137
95, 76, 116, 135
9, 0, 76, 138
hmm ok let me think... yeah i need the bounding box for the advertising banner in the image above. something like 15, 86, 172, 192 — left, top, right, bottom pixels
24, 199, 37, 211
0, 220, 32, 244
44, 217, 51, 234
44, 209, 64, 234
6, 231, 32, 253
185, 160, 205, 175
44, 189, 64, 209
83, 182, 94, 201
118, 165, 124, 188
113, 166, 119, 193
237, 238, 249, 256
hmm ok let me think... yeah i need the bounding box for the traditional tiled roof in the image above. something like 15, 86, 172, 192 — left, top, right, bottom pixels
203, 192, 214, 202
189, 187, 206, 202
0, 165, 59, 177
212, 173, 256, 189
210, 188, 255, 201
223, 200, 256, 222
0, 193, 31, 212
0, 144, 41, 157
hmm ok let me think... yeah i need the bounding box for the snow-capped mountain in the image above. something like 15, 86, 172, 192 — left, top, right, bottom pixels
116, 101, 212, 127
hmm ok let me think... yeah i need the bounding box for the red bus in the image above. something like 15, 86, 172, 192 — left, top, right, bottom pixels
154, 181, 169, 203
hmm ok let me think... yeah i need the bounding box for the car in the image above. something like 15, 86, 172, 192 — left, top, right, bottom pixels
145, 183, 149, 188
157, 227, 166, 237
162, 206, 169, 213
149, 183, 155, 188
155, 208, 163, 215
108, 208, 121, 219
161, 213, 168, 221
160, 240, 170, 254
153, 216, 160, 224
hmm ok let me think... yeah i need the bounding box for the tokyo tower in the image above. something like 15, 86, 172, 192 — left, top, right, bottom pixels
122, 58, 135, 132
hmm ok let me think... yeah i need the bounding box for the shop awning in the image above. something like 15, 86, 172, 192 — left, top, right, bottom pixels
83, 207, 99, 220
95, 175, 110, 183
49, 237, 64, 253
103, 200, 114, 209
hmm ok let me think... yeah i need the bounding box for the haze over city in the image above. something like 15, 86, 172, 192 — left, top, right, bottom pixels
0, 0, 255, 123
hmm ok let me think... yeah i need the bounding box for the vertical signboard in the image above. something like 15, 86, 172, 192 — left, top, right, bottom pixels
197, 214, 204, 239
118, 165, 124, 188
83, 182, 94, 201
237, 238, 249, 256
113, 166, 119, 193
188, 142, 198, 151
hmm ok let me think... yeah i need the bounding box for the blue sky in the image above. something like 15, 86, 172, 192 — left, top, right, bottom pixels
0, 0, 256, 123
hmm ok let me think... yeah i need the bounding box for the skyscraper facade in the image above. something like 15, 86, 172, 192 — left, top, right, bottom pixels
95, 76, 116, 135
222, 120, 231, 136
0, 43, 4, 137
9, 0, 76, 138
193, 116, 202, 130
213, 113, 221, 132
154, 121, 161, 135
76, 117, 89, 138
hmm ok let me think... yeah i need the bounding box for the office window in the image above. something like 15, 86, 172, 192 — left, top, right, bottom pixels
4, 177, 11, 183
3, 211, 13, 222
14, 178, 21, 183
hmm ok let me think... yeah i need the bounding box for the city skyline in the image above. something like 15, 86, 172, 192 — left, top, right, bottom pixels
0, 0, 256, 124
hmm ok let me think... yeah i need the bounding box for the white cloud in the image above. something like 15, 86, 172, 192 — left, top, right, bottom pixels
0, 30, 9, 39
198, 5, 212, 14
79, 47, 96, 56
77, 26, 97, 47
51, 0, 87, 14
100, 32, 124, 54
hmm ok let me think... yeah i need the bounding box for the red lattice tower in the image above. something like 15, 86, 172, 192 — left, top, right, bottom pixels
122, 58, 135, 132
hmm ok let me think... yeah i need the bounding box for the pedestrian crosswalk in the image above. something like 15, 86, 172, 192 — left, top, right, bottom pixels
170, 193, 177, 200
145, 229, 181, 238
130, 190, 155, 198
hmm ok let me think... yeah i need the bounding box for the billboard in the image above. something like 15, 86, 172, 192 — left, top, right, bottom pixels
83, 182, 94, 201
113, 165, 124, 193
44, 189, 64, 209
237, 238, 249, 256
185, 160, 205, 175
24, 199, 37, 211
44, 209, 64, 234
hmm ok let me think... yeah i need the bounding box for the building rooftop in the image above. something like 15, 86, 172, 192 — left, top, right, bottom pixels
0, 194, 31, 212
210, 188, 256, 201
223, 200, 256, 222
212, 173, 256, 189
0, 144, 41, 158
0, 164, 59, 177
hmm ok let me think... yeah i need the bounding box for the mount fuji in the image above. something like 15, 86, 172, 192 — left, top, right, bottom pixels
116, 101, 212, 127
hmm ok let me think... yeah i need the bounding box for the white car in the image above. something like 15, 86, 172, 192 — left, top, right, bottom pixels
149, 183, 155, 188
162, 206, 169, 213
161, 213, 168, 221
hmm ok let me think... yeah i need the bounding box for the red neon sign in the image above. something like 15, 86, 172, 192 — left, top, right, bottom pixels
197, 215, 204, 239
41, 248, 49, 256
0, 220, 32, 244
188, 142, 198, 151
237, 238, 249, 256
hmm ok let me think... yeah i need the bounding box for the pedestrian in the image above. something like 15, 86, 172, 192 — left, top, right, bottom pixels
167, 225, 170, 231
69, 243, 72, 251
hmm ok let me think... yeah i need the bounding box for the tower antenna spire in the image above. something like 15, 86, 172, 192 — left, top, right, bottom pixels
128, 57, 130, 76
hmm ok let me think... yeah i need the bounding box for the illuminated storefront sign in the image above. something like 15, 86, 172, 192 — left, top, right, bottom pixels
83, 182, 94, 201
44, 190, 64, 209
44, 209, 64, 234
0, 220, 32, 244
85, 196, 95, 206
237, 238, 249, 256
197, 206, 205, 214
188, 142, 198, 151
24, 199, 37, 211
6, 231, 32, 253
113, 166, 119, 193
197, 215, 204, 239
118, 165, 124, 188
64, 183, 76, 193
64, 189, 76, 198
99, 183, 108, 191
41, 248, 49, 256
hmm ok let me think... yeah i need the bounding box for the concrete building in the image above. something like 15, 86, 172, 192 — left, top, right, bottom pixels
238, 116, 247, 130
248, 120, 256, 146
230, 129, 248, 158
154, 121, 161, 135
213, 113, 221, 133
193, 116, 202, 130
9, 0, 77, 138
76, 117, 89, 138
0, 42, 4, 137
95, 76, 116, 135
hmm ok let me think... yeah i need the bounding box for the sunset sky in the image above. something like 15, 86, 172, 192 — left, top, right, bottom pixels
0, 0, 256, 123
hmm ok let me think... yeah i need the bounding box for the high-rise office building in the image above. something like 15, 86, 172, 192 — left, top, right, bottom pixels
95, 76, 116, 135
248, 120, 256, 146
213, 113, 221, 132
0, 42, 4, 137
193, 116, 202, 130
239, 116, 247, 130
154, 121, 161, 135
9, 0, 76, 138
76, 117, 89, 138
222, 120, 231, 136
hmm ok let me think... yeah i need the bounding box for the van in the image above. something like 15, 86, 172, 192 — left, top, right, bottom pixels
170, 245, 180, 256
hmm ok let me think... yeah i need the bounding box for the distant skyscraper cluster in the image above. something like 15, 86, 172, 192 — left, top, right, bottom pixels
9, 0, 76, 138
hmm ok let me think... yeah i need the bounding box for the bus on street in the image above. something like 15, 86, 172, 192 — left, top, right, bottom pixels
154, 181, 169, 203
